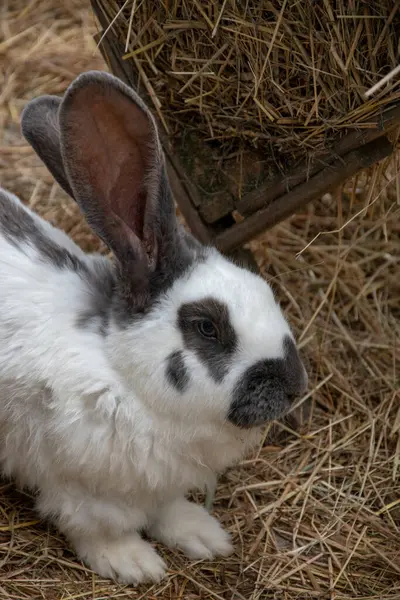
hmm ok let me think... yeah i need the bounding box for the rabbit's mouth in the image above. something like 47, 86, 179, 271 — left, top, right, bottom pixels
227, 336, 307, 429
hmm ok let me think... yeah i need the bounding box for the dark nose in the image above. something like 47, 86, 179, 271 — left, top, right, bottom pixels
228, 335, 307, 429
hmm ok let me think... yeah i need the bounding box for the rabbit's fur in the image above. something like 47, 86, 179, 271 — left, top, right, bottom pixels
0, 72, 307, 584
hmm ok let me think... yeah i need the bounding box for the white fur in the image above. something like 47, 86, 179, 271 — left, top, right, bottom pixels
0, 188, 293, 584
71, 533, 167, 585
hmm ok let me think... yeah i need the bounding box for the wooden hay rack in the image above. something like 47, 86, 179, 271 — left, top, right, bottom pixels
90, 1, 400, 265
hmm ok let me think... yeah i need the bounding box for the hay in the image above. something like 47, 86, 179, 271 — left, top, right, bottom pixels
92, 0, 400, 223
1, 1, 400, 599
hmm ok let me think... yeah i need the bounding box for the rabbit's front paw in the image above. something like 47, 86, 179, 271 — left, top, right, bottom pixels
149, 498, 233, 560
74, 533, 166, 584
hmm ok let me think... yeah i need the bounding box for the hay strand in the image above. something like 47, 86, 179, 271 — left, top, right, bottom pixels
364, 63, 400, 98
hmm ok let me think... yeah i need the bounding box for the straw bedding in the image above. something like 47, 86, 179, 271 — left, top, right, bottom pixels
0, 1, 399, 599
92, 0, 400, 223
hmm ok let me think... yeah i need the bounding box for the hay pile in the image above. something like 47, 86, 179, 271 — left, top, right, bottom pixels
1, 1, 400, 599
92, 0, 400, 223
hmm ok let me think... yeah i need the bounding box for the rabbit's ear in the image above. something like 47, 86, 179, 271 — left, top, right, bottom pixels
21, 96, 75, 200
58, 71, 189, 306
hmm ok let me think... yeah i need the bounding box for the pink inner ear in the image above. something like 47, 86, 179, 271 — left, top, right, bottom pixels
65, 85, 154, 243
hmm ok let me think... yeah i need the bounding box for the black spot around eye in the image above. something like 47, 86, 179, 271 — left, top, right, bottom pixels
177, 298, 237, 382
197, 319, 217, 339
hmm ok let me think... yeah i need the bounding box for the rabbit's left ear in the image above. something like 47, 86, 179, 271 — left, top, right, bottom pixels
58, 71, 191, 307
21, 96, 75, 200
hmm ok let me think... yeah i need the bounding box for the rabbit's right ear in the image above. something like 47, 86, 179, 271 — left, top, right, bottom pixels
21, 96, 75, 199
58, 71, 191, 310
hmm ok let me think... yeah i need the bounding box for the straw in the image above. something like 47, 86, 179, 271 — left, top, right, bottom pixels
364, 64, 400, 98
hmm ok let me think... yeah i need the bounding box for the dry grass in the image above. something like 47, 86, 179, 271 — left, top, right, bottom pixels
1, 1, 400, 599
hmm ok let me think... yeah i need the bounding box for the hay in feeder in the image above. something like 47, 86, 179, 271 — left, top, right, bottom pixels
92, 0, 400, 224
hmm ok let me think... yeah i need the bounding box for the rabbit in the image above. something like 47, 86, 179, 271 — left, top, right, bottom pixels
0, 71, 308, 585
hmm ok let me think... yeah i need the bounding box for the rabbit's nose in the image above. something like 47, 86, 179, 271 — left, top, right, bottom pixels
228, 335, 307, 429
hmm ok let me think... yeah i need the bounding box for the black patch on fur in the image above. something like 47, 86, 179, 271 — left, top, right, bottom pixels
75, 257, 116, 336
166, 350, 190, 392
228, 335, 307, 429
0, 190, 83, 271
0, 190, 116, 335
178, 298, 237, 382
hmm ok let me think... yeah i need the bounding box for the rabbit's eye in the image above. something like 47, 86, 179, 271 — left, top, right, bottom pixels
197, 319, 217, 339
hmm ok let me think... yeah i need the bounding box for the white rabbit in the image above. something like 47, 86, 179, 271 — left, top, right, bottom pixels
0, 71, 307, 584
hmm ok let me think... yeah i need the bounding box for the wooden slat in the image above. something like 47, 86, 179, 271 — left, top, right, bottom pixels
214, 136, 394, 253
237, 102, 400, 217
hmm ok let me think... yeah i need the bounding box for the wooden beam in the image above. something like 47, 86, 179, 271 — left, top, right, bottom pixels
214, 136, 394, 253
237, 102, 400, 217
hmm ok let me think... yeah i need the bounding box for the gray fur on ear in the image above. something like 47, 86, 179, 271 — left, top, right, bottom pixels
21, 95, 75, 200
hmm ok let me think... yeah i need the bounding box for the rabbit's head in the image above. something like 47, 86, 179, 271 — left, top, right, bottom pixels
21, 71, 307, 429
